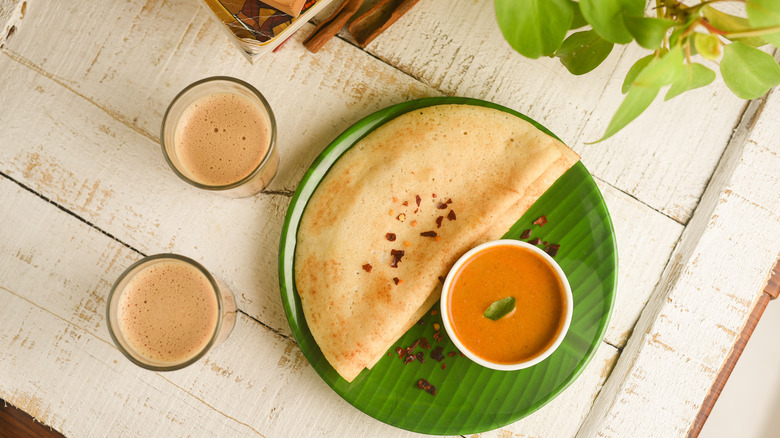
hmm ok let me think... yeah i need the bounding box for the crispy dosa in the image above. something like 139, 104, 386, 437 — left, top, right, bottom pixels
294, 104, 579, 382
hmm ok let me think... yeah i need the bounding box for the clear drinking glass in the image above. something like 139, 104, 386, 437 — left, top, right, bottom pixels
106, 254, 237, 371
160, 76, 279, 198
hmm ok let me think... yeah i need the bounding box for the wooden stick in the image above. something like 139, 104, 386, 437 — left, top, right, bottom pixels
348, 0, 420, 48
303, 0, 364, 53
687, 257, 780, 437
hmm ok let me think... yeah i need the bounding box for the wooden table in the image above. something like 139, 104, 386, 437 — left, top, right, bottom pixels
1, 1, 778, 436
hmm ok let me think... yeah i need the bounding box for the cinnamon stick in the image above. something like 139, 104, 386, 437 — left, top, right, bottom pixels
304, 0, 364, 53
348, 0, 419, 48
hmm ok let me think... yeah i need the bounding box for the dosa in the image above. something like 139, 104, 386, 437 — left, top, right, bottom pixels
294, 104, 579, 382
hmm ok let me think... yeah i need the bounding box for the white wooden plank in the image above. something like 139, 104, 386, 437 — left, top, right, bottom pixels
0, 46, 684, 354
0, 0, 24, 46
577, 88, 780, 437
1, 0, 439, 192
0, 175, 620, 437
355, 0, 747, 223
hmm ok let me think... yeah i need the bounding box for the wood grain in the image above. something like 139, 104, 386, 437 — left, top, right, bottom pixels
577, 87, 780, 437
0, 400, 65, 438
687, 258, 780, 437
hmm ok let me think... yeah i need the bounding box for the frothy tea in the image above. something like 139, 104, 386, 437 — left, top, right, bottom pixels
174, 92, 271, 186
117, 259, 219, 365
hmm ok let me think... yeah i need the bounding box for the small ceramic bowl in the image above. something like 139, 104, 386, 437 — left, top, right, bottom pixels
440, 239, 573, 371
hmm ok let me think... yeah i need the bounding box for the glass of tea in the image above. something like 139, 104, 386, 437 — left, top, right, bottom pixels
106, 254, 237, 371
160, 76, 279, 198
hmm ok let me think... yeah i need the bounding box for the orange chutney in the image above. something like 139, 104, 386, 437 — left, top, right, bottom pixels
447, 244, 566, 364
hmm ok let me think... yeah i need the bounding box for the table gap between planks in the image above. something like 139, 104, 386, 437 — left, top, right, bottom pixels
0, 0, 777, 437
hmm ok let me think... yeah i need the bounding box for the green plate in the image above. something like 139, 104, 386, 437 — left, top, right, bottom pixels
278, 97, 617, 435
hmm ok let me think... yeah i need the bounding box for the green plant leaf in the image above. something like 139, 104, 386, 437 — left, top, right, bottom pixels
495, 0, 574, 58
694, 33, 722, 60
746, 0, 780, 47
484, 297, 516, 321
703, 5, 767, 47
596, 47, 684, 142
556, 30, 614, 75
720, 41, 780, 99
632, 46, 684, 88
665, 63, 716, 100
570, 2, 588, 29
625, 16, 675, 49
580, 0, 645, 44
622, 54, 654, 94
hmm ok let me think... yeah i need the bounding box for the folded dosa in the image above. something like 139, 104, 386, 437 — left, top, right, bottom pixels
295, 105, 579, 382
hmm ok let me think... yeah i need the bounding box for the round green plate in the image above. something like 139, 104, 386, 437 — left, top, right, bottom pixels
278, 97, 617, 435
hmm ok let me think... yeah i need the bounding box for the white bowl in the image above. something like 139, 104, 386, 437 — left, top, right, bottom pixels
440, 239, 573, 371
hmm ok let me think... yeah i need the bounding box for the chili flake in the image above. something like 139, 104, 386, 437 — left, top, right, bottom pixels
385, 233, 396, 241
410, 220, 418, 227
544, 244, 561, 257
420, 231, 438, 237
402, 200, 409, 206
393, 277, 401, 285
431, 346, 445, 362
437, 202, 447, 209
527, 237, 542, 246
533, 215, 548, 227
441, 363, 447, 370
415, 195, 421, 206
362, 264, 372, 273
520, 229, 532, 239
447, 352, 457, 357
420, 337, 431, 349
447, 210, 456, 221
396, 347, 404, 358
436, 216, 444, 228
431, 310, 438, 315
417, 378, 436, 396
404, 354, 416, 364
404, 241, 412, 247
390, 249, 405, 268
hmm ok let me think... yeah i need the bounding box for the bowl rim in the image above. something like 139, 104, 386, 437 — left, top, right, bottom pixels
439, 239, 574, 371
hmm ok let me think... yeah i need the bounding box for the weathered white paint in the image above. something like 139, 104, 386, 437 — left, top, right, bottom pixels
1, 0, 778, 436
0, 177, 619, 437
577, 87, 780, 437
356, 0, 748, 224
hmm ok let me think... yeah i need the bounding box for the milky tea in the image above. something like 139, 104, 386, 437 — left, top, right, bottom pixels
161, 77, 278, 197
107, 255, 236, 370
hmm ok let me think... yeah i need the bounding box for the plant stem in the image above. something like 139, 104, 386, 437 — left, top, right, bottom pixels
726, 25, 780, 39
684, 0, 745, 14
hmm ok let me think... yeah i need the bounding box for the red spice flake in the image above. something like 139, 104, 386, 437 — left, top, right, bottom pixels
431, 310, 438, 315
396, 347, 404, 358
436, 216, 444, 228
533, 215, 548, 227
432, 193, 437, 198
544, 243, 561, 257
431, 346, 445, 362
420, 231, 438, 237
388, 352, 391, 357
527, 237, 542, 246
385, 233, 397, 241
447, 352, 457, 357
520, 229, 532, 239
390, 249, 405, 268
402, 200, 409, 206
446, 198, 453, 204
413, 208, 419, 214
396, 213, 406, 222
447, 210, 456, 221
389, 209, 394, 216
417, 378, 436, 396
437, 276, 445, 284
403, 241, 412, 247
392, 196, 398, 203
415, 195, 421, 207
420, 337, 431, 349
441, 363, 447, 370
404, 354, 416, 364
434, 236, 441, 242
410, 220, 418, 227
436, 202, 448, 209
362, 264, 373, 273
416, 352, 425, 363
433, 331, 443, 342
393, 277, 401, 285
